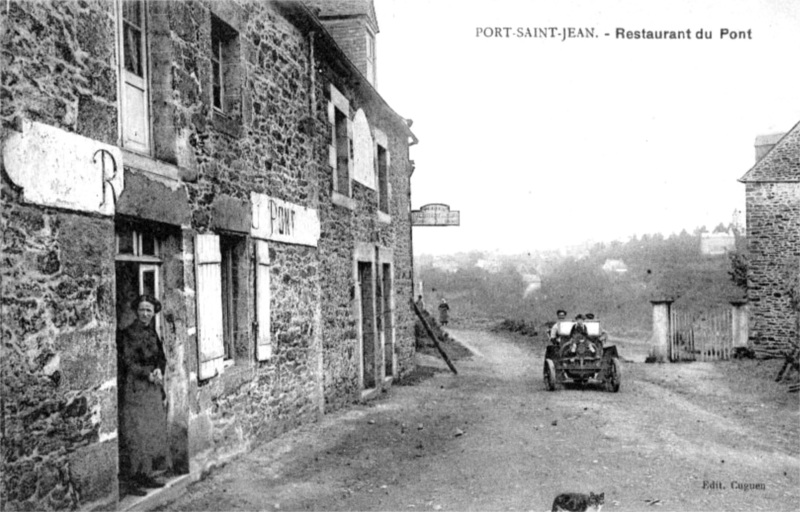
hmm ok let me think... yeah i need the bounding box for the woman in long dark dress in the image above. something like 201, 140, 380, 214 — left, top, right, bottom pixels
119, 294, 168, 493
438, 298, 450, 326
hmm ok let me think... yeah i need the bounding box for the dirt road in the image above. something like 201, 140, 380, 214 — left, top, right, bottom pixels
159, 329, 799, 512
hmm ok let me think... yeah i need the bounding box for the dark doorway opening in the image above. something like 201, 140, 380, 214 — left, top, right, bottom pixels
358, 261, 376, 390
382, 263, 394, 379
115, 220, 176, 499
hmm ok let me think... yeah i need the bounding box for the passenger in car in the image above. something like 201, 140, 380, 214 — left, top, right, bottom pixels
549, 309, 568, 343
585, 313, 608, 344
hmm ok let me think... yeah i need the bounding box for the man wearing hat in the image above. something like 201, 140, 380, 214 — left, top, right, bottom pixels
585, 313, 608, 344
570, 313, 589, 338
549, 309, 568, 343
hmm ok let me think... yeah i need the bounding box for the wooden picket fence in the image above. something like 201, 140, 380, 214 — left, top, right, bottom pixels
669, 307, 733, 361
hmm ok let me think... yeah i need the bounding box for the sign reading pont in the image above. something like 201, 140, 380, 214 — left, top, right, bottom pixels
251, 192, 320, 247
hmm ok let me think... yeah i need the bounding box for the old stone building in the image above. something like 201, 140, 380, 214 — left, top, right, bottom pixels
1, 0, 417, 510
739, 121, 800, 358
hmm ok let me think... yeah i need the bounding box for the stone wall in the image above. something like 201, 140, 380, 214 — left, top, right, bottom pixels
151, 0, 326, 474
1, 0, 118, 143
1, 194, 119, 510
745, 182, 800, 357
2, 1, 417, 509
2, 1, 121, 510
313, 74, 415, 410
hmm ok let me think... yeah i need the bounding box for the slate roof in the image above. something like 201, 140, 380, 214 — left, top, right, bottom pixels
740, 120, 800, 182
303, 0, 379, 33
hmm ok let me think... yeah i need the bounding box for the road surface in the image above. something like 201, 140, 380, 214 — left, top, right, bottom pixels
158, 329, 799, 512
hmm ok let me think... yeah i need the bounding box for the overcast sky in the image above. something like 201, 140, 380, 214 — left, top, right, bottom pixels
373, 0, 800, 255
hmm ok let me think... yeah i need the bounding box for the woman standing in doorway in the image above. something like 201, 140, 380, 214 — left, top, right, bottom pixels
118, 294, 168, 494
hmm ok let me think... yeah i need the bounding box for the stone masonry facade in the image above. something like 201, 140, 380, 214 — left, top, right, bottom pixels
1, 1, 416, 510
740, 122, 800, 358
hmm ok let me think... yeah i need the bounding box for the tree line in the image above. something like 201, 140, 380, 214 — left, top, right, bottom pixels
418, 227, 745, 337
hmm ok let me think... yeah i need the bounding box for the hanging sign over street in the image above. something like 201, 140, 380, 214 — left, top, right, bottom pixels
411, 203, 460, 226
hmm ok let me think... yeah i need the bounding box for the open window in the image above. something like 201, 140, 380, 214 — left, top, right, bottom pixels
220, 235, 245, 364
365, 30, 376, 85
116, 0, 151, 153
329, 85, 353, 199
210, 14, 239, 115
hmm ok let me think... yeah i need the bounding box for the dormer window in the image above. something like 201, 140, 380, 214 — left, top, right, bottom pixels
365, 31, 376, 85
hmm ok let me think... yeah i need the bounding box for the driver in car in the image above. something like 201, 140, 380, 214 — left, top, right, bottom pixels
568, 314, 596, 355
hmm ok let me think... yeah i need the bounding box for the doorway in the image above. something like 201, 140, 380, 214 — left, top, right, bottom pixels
115, 220, 171, 496
358, 261, 377, 390
382, 263, 394, 379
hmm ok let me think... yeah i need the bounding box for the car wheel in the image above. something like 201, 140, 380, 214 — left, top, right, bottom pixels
604, 357, 621, 392
544, 359, 561, 391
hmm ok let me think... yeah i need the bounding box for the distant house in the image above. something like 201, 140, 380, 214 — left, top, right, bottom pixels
700, 231, 736, 256
431, 257, 459, 273
602, 259, 629, 274
522, 273, 542, 298
739, 122, 800, 358
476, 256, 502, 273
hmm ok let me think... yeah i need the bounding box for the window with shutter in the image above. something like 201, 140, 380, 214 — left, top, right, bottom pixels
210, 14, 238, 114
365, 31, 376, 85
334, 109, 351, 196
117, 0, 151, 153
255, 240, 272, 361
195, 234, 225, 380
220, 236, 243, 362
329, 85, 352, 198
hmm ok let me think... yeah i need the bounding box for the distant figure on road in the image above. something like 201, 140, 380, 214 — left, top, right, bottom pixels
549, 309, 568, 343
415, 295, 426, 312
438, 298, 450, 326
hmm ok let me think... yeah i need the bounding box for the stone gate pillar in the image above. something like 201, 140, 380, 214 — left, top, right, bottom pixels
650, 299, 674, 362
730, 300, 748, 348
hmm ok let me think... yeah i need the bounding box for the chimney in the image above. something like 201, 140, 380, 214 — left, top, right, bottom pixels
754, 132, 785, 162
305, 0, 379, 87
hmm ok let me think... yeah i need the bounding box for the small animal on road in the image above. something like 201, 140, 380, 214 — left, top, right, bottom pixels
551, 491, 604, 512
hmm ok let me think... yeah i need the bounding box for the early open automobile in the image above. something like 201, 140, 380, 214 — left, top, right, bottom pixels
544, 320, 621, 392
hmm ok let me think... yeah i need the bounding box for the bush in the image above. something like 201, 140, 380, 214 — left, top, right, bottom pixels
494, 318, 539, 337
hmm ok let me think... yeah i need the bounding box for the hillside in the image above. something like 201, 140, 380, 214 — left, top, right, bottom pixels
417, 229, 745, 337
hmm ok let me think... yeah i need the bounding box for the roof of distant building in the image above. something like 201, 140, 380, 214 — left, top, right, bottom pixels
602, 259, 628, 272
740, 121, 800, 183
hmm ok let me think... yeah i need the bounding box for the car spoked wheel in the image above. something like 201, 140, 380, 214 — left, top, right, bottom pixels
544, 359, 561, 391
604, 357, 621, 392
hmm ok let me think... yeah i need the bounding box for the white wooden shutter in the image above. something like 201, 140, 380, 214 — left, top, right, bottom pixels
328, 101, 337, 169
195, 234, 225, 379
385, 149, 392, 202
255, 240, 272, 361
346, 118, 354, 193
